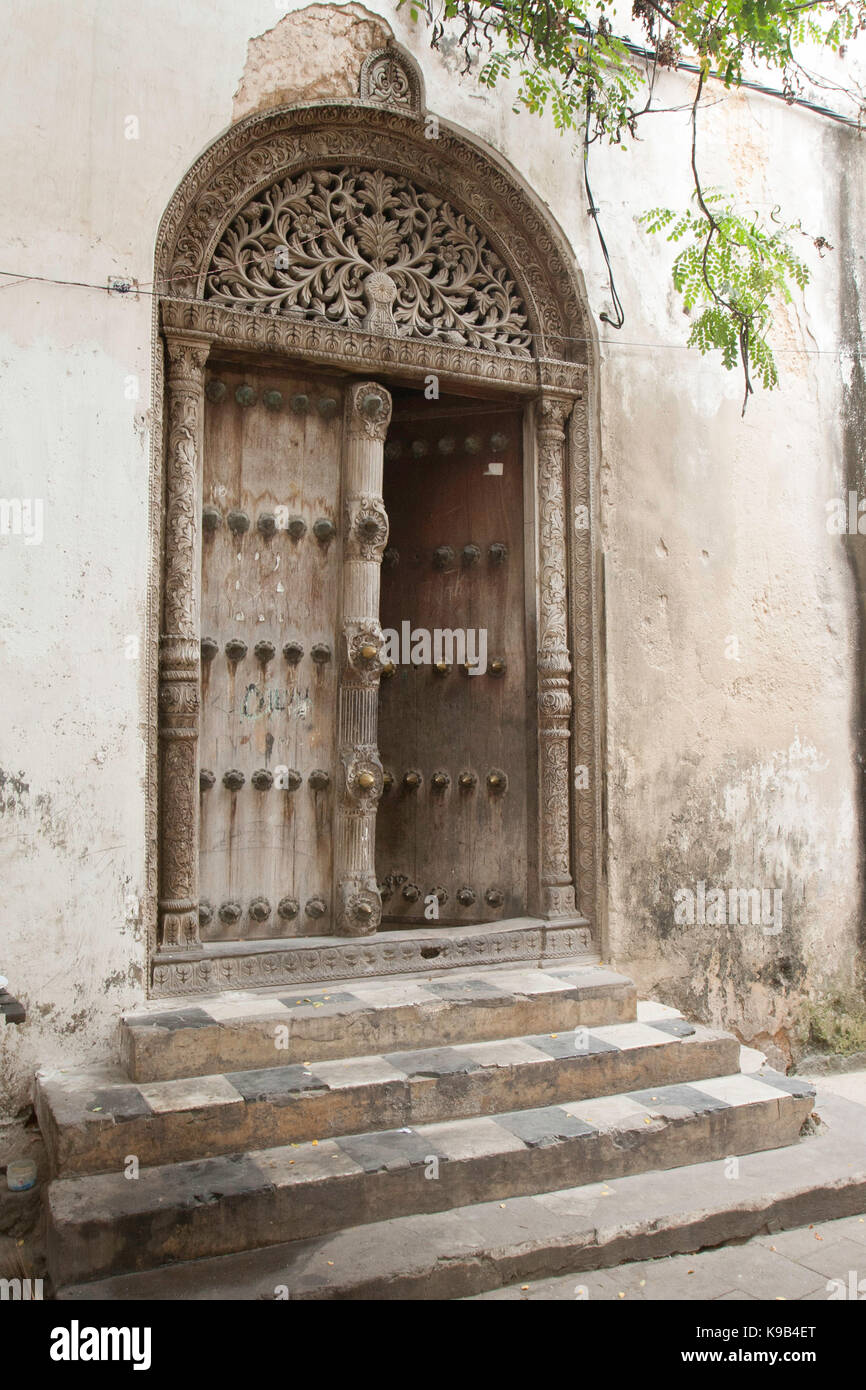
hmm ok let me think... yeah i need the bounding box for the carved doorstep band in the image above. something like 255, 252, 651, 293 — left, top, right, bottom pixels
334, 381, 392, 934
536, 396, 577, 917
158, 333, 210, 952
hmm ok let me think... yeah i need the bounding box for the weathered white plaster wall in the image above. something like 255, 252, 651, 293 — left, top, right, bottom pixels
0, 0, 861, 1114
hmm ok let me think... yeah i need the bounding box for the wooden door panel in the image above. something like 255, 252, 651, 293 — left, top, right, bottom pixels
199, 365, 343, 940
377, 394, 528, 925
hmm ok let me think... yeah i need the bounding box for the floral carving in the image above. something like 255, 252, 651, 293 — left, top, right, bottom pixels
345, 496, 389, 559
360, 49, 423, 116
206, 168, 532, 358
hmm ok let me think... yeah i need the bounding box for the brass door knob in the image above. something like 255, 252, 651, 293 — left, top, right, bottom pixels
402, 883, 421, 902
355, 900, 374, 919
462, 544, 481, 566
235, 385, 257, 407
262, 390, 282, 411
431, 886, 448, 905
403, 770, 422, 789
456, 887, 476, 907
313, 517, 336, 541
487, 769, 508, 793
257, 513, 277, 538
284, 769, 302, 792
248, 897, 271, 923
305, 897, 327, 919
287, 516, 307, 539
359, 642, 378, 661
225, 639, 248, 662
309, 769, 330, 791
489, 658, 506, 676
283, 641, 304, 664
252, 768, 274, 790
382, 772, 394, 790
200, 637, 219, 661
227, 509, 250, 534
254, 640, 276, 663
277, 897, 299, 920
458, 771, 477, 790
485, 888, 505, 908
202, 505, 222, 533
199, 769, 215, 791
434, 660, 450, 675
218, 901, 242, 925
431, 771, 450, 791
222, 769, 245, 791
311, 643, 331, 664
381, 661, 396, 678
317, 397, 338, 419
489, 542, 507, 564
357, 771, 376, 790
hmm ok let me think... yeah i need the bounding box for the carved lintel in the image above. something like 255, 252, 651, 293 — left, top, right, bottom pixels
334, 381, 393, 935
537, 395, 576, 917
158, 334, 210, 952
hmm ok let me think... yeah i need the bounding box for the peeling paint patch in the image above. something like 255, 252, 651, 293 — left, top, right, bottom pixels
0, 768, 30, 815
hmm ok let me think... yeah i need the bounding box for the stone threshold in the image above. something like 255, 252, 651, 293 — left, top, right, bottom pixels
151, 916, 595, 996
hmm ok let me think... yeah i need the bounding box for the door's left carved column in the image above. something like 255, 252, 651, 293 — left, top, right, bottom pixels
158, 333, 210, 952
334, 381, 392, 935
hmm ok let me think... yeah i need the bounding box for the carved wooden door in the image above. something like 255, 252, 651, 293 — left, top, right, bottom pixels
376, 391, 530, 925
198, 363, 346, 941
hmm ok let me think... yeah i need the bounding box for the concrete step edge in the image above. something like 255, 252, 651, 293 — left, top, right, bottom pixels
47, 1069, 815, 1287
37, 1020, 740, 1176
121, 961, 637, 1082
56, 1083, 859, 1304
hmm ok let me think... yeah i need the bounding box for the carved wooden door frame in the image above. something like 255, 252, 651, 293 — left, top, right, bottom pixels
146, 76, 603, 992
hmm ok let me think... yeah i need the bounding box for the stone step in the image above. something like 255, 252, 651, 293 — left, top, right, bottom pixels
47, 1069, 813, 1288
37, 1019, 738, 1176
120, 961, 636, 1082
58, 1078, 852, 1304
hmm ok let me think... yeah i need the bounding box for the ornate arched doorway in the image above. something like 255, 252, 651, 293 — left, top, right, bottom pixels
147, 48, 602, 994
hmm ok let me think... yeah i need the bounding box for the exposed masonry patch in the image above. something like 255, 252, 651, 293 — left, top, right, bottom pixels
232, 3, 392, 122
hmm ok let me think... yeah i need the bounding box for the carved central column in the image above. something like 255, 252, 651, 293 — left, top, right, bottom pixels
334, 381, 392, 935
157, 333, 210, 952
536, 395, 577, 918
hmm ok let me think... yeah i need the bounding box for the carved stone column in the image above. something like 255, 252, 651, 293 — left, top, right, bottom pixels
536, 395, 577, 918
157, 333, 209, 952
334, 381, 392, 935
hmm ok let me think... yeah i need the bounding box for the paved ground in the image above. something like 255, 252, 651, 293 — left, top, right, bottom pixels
474, 1067, 866, 1301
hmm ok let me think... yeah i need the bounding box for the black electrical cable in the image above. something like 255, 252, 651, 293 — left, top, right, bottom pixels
583, 89, 625, 330
620, 37, 864, 128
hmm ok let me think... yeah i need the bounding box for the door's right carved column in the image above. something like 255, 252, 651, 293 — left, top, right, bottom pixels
334, 381, 392, 935
536, 395, 577, 918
